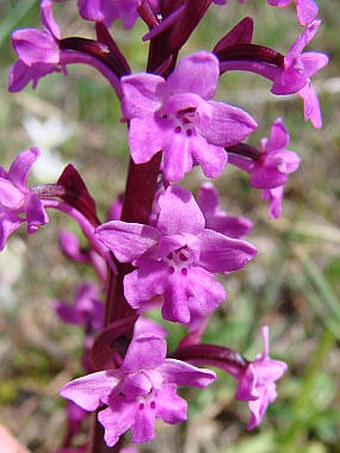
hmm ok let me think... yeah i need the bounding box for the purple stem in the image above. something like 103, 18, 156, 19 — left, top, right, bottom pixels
60, 50, 122, 99
219, 60, 280, 82
173, 343, 249, 380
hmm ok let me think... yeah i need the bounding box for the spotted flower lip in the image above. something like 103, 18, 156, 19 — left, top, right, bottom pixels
121, 51, 257, 182
60, 333, 216, 447
95, 185, 257, 324
0, 147, 48, 251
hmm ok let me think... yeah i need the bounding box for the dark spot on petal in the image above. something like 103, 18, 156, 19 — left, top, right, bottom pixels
150, 401, 156, 409
181, 267, 188, 276
168, 266, 175, 274
139, 403, 145, 410
186, 129, 193, 137
179, 252, 188, 261
174, 126, 182, 134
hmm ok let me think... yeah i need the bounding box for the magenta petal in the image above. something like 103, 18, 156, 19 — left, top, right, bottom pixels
166, 51, 219, 99
296, 0, 319, 26
8, 147, 40, 188
131, 399, 156, 443
0, 179, 25, 209
289, 19, 321, 57
121, 335, 167, 373
247, 384, 277, 430
155, 384, 187, 423
157, 185, 205, 235
198, 182, 219, 216
300, 52, 329, 78
78, 0, 105, 22
262, 187, 284, 219
12, 29, 59, 66
0, 213, 24, 251
187, 266, 225, 315
198, 101, 257, 146
95, 221, 160, 262
162, 273, 192, 324
128, 116, 163, 164
266, 118, 289, 152
299, 81, 322, 128
199, 229, 257, 273
98, 402, 138, 447
26, 194, 49, 233
8, 60, 58, 92
189, 135, 227, 179
41, 0, 61, 38
250, 165, 288, 189
121, 73, 165, 118
160, 359, 216, 388
60, 371, 119, 411
162, 131, 194, 182
207, 215, 253, 239
235, 365, 258, 401
267, 0, 290, 6
123, 261, 168, 309
53, 301, 84, 325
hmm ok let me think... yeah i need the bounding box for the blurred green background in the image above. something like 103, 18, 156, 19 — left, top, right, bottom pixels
0, 1, 339, 452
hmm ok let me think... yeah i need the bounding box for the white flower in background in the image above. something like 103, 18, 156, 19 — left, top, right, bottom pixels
23, 114, 74, 181
0, 238, 26, 307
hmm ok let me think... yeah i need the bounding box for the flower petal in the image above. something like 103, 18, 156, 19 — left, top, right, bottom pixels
199, 229, 257, 273
8, 147, 40, 188
157, 185, 205, 235
166, 51, 219, 99
160, 359, 216, 388
121, 73, 165, 118
98, 401, 138, 447
95, 221, 160, 262
198, 101, 257, 146
155, 383, 187, 423
60, 371, 119, 411
121, 334, 167, 373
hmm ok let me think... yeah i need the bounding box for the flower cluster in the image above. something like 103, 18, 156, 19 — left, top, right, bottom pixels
2, 0, 329, 451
